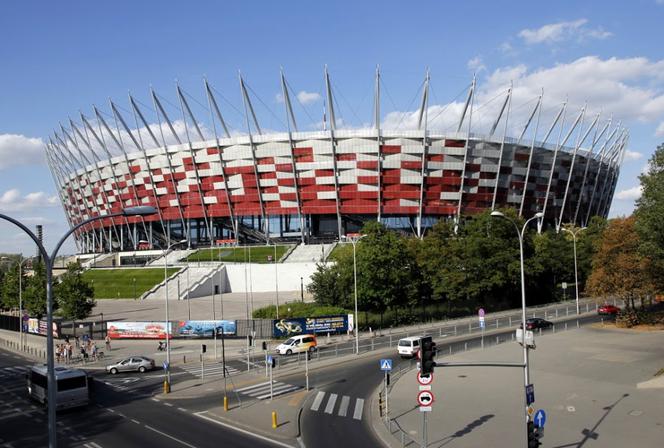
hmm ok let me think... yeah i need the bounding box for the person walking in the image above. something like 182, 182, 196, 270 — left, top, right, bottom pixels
105, 335, 111, 351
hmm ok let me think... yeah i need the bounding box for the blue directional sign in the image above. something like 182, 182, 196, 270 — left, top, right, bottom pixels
163, 361, 169, 371
267, 355, 273, 364
380, 359, 393, 371
525, 384, 535, 405
534, 409, 547, 428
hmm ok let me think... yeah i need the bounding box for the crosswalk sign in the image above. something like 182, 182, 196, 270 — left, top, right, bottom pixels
380, 359, 393, 371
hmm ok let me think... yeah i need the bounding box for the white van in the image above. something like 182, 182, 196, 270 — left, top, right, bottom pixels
397, 336, 422, 358
275, 334, 317, 355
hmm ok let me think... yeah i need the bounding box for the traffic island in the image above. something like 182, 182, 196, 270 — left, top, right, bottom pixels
374, 326, 664, 448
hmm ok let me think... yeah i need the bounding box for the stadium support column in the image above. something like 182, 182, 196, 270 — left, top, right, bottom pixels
542, 105, 585, 232
416, 70, 430, 238
239, 74, 268, 240
280, 70, 305, 244
598, 132, 628, 218
491, 83, 512, 210
152, 89, 193, 241
44, 144, 81, 251
456, 76, 476, 225
374, 65, 383, 224
558, 112, 599, 226
584, 125, 621, 226
573, 117, 611, 225
204, 79, 238, 240
177, 84, 213, 244
517, 92, 542, 217
324, 66, 343, 239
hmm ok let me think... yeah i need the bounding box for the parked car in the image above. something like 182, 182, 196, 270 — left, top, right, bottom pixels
106, 356, 155, 374
598, 304, 620, 315
520, 318, 553, 330
275, 334, 317, 355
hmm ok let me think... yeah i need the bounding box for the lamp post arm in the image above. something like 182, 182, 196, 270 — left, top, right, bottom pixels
0, 213, 49, 263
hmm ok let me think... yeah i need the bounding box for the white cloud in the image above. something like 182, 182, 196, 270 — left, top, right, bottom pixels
623, 149, 643, 161
296, 91, 321, 105
0, 134, 45, 170
518, 19, 612, 45
655, 122, 664, 136
0, 189, 59, 212
615, 186, 643, 201
467, 56, 486, 73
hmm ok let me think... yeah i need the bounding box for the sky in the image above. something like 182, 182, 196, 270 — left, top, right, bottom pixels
1, 0, 663, 255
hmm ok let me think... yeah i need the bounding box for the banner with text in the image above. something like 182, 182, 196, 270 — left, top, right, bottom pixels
175, 320, 237, 337
273, 315, 348, 337
107, 321, 172, 339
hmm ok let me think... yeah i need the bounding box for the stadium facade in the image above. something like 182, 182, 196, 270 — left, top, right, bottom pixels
45, 70, 628, 253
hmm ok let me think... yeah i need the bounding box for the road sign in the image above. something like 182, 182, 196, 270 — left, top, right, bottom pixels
527, 405, 535, 416
526, 384, 535, 405
417, 371, 433, 386
267, 355, 273, 364
417, 390, 434, 410
163, 361, 169, 370
534, 409, 547, 428
380, 359, 393, 371
478, 308, 485, 318
479, 318, 485, 329
562, 282, 568, 289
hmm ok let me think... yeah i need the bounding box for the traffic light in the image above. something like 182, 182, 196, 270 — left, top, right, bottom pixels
386, 373, 390, 387
201, 344, 207, 354
262, 341, 268, 351
528, 421, 542, 448
420, 336, 435, 376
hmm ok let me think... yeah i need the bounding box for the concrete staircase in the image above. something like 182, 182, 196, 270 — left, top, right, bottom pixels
141, 265, 224, 301
283, 243, 336, 263
148, 249, 196, 266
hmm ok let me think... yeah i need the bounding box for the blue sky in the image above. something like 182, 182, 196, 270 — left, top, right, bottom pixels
1, 0, 663, 254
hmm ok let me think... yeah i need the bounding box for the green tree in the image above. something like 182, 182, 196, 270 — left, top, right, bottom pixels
1, 263, 24, 310
22, 261, 48, 318
55, 262, 96, 320
635, 143, 664, 291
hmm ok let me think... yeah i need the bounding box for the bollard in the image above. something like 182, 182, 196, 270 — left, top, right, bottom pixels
496, 336, 499, 344
272, 411, 278, 429
454, 325, 457, 336
464, 342, 467, 351
183, 355, 186, 364
553, 324, 556, 333
565, 322, 568, 331
577, 320, 580, 328
224, 395, 229, 411
163, 380, 171, 394
556, 309, 559, 318
449, 345, 452, 355
509, 317, 512, 327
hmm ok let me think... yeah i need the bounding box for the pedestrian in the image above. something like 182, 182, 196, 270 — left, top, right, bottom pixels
81, 346, 88, 362
75, 336, 80, 349
105, 335, 111, 351
91, 343, 98, 361
55, 345, 61, 363
67, 342, 73, 363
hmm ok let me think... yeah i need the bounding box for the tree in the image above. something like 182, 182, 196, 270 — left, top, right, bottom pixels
586, 217, 656, 309
635, 143, 664, 291
54, 262, 96, 320
22, 261, 48, 318
1, 262, 24, 310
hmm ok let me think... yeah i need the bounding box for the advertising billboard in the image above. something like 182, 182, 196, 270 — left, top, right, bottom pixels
107, 321, 172, 339
273, 315, 348, 338
175, 320, 236, 338
27, 318, 60, 337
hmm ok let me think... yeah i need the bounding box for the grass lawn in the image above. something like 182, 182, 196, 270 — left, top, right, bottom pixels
185, 245, 291, 263
328, 242, 351, 261
83, 268, 180, 299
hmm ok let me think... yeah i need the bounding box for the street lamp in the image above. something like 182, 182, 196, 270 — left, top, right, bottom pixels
0, 205, 156, 448
490, 210, 542, 448
560, 226, 586, 315
162, 238, 188, 393
343, 233, 366, 355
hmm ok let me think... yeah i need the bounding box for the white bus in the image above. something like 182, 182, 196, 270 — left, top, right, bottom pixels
27, 365, 92, 410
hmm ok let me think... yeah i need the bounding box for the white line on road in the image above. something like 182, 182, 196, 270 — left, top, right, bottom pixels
163, 402, 174, 407
338, 396, 350, 417
324, 394, 337, 414
353, 398, 364, 420
178, 408, 188, 412
310, 391, 325, 412
194, 412, 296, 448
131, 419, 140, 424
83, 443, 103, 448
144, 425, 197, 448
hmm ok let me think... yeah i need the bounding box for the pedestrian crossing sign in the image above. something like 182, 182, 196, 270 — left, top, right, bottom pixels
380, 359, 393, 371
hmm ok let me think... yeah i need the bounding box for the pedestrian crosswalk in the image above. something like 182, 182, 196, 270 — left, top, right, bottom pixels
0, 365, 27, 378
178, 362, 241, 379
234, 380, 302, 400
310, 391, 364, 421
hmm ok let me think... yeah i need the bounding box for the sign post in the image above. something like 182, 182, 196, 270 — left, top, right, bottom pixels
479, 308, 485, 348
534, 409, 546, 428
305, 349, 310, 391
417, 390, 434, 448
562, 282, 568, 301
380, 359, 392, 420
267, 355, 274, 400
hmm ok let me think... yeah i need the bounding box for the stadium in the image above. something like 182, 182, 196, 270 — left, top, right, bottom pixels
45, 70, 627, 252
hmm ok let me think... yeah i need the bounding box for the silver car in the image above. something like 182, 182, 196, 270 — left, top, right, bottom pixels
106, 356, 155, 374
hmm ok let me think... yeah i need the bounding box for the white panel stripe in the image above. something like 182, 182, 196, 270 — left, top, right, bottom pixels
324, 393, 337, 414
353, 398, 364, 420
310, 391, 325, 412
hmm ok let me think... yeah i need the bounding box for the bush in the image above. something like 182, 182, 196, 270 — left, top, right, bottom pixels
615, 309, 640, 328
253, 302, 349, 319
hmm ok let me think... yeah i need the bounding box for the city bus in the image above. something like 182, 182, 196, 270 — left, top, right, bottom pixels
27, 365, 93, 410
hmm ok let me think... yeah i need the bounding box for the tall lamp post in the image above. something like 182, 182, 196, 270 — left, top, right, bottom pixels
343, 233, 366, 355
0, 205, 156, 448
490, 210, 542, 448
163, 238, 188, 393
561, 226, 586, 315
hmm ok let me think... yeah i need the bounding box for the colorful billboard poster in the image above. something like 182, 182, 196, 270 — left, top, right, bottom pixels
27, 318, 60, 337
175, 320, 236, 337
107, 321, 172, 339
273, 315, 348, 337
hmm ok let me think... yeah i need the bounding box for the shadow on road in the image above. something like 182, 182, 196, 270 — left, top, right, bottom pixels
428, 414, 495, 446
552, 393, 630, 448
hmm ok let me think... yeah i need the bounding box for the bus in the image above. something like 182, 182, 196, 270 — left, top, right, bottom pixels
27, 365, 93, 410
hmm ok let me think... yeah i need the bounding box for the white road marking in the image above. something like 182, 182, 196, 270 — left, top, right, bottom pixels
353, 398, 364, 420
177, 408, 187, 412
163, 402, 173, 407
310, 391, 325, 412
324, 394, 337, 414
131, 419, 140, 424
235, 381, 271, 392
144, 425, 197, 448
151, 398, 160, 402
338, 396, 350, 417
194, 412, 296, 448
